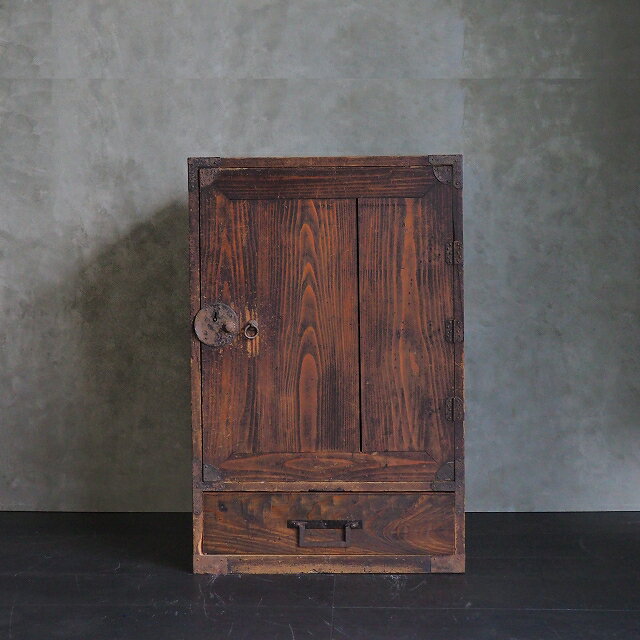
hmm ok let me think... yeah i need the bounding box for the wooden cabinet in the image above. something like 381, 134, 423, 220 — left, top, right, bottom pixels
189, 156, 464, 574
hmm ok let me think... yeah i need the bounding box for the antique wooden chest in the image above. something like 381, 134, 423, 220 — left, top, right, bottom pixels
189, 156, 464, 574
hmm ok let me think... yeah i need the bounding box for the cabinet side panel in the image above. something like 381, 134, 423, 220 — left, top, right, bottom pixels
189, 161, 205, 561
358, 192, 454, 459
189, 165, 203, 481
452, 164, 465, 559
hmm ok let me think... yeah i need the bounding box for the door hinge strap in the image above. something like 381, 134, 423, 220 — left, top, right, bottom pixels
445, 241, 463, 265
445, 319, 464, 343
445, 397, 464, 422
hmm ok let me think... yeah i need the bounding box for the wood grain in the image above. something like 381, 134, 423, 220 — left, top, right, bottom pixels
188, 159, 204, 557
202, 492, 455, 556
215, 451, 439, 482
200, 194, 360, 473
451, 161, 466, 564
198, 481, 442, 492
191, 156, 433, 169
194, 554, 449, 574
358, 189, 454, 460
201, 166, 435, 199
252, 198, 359, 452
190, 156, 464, 574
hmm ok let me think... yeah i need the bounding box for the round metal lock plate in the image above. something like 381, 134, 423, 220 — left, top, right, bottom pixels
193, 302, 239, 347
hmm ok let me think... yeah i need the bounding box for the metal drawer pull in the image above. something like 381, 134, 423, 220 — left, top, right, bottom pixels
287, 519, 362, 548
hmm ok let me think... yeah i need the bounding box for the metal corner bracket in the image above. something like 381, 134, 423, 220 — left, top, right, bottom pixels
428, 155, 462, 189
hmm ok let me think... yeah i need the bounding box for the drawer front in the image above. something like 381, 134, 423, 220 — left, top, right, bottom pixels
202, 492, 455, 555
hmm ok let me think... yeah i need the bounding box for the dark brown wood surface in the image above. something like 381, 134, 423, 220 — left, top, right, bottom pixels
451, 159, 466, 566
202, 492, 455, 556
190, 156, 464, 573
200, 194, 360, 471
192, 156, 433, 168
358, 190, 454, 460
188, 160, 205, 559
194, 553, 464, 574
201, 166, 436, 199
215, 451, 439, 482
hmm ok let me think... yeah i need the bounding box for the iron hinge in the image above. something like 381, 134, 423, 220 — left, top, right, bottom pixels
445, 319, 464, 343
445, 397, 464, 422
445, 241, 463, 265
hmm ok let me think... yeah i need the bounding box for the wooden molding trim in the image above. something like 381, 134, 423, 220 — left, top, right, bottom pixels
199, 165, 437, 199
194, 553, 464, 574
205, 451, 440, 483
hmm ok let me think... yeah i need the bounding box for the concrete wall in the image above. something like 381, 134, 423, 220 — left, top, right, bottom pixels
1, 1, 638, 511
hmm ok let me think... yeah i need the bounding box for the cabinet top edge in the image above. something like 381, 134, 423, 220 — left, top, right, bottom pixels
188, 155, 462, 169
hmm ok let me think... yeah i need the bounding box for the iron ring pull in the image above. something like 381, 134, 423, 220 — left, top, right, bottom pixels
287, 520, 362, 548
244, 321, 259, 339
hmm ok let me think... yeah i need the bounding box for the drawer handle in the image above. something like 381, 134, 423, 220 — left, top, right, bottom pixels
287, 519, 362, 548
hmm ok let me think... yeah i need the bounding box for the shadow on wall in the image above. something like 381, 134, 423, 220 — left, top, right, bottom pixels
53, 202, 191, 511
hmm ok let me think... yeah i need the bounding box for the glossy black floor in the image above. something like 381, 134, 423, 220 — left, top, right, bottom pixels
0, 512, 638, 639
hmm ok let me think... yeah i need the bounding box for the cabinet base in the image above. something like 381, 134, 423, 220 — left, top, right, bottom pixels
193, 553, 465, 574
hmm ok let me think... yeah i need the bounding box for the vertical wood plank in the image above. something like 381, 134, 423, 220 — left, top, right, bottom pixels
200, 191, 257, 468
358, 190, 454, 459
188, 160, 204, 562
200, 194, 360, 468
451, 163, 465, 560
254, 199, 360, 452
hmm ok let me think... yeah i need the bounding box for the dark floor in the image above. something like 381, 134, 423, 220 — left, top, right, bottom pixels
0, 513, 639, 639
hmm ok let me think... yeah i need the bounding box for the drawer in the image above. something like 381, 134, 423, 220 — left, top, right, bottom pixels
202, 492, 455, 555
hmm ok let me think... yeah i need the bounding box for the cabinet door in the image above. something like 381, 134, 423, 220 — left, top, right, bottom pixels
194, 162, 452, 485
358, 190, 454, 466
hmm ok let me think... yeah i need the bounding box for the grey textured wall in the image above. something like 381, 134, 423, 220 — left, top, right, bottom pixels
1, 1, 638, 511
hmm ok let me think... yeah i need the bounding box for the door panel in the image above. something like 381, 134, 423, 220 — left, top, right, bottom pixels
358, 189, 454, 462
200, 190, 360, 476
197, 164, 454, 484
251, 198, 360, 453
